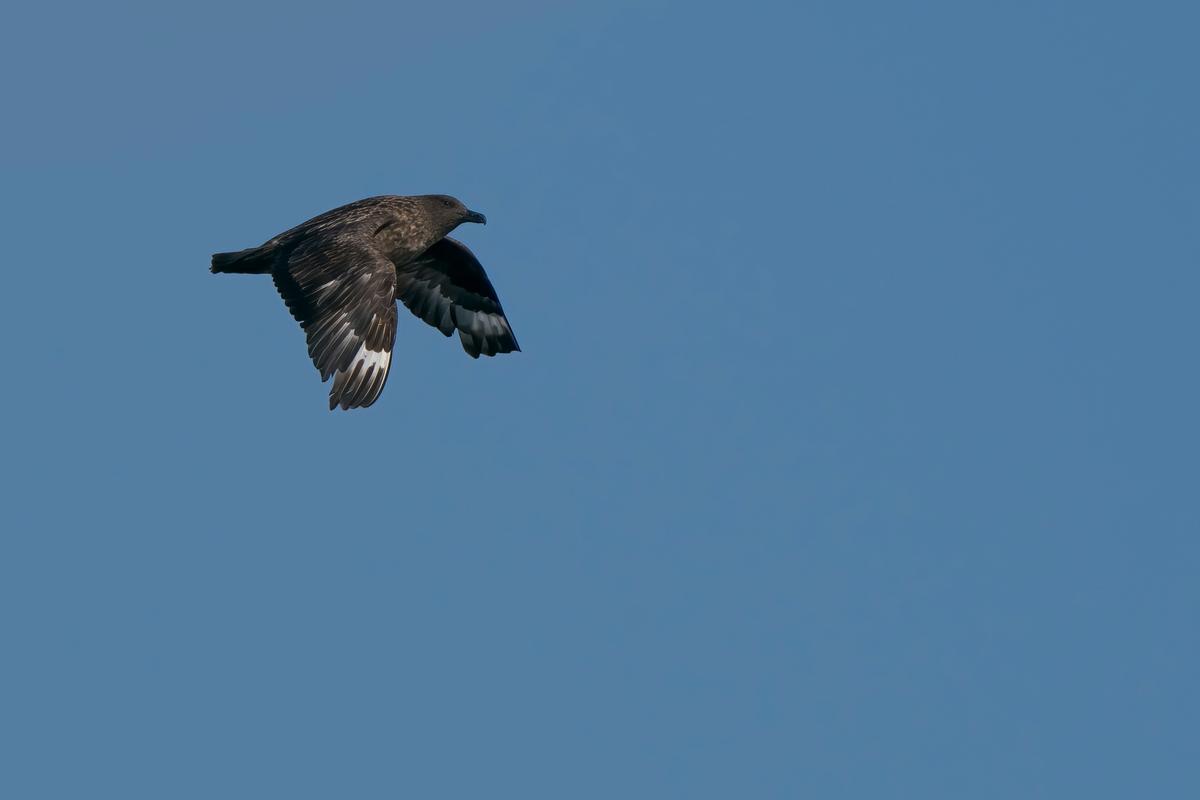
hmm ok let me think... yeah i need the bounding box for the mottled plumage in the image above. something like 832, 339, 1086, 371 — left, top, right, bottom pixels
211, 195, 519, 409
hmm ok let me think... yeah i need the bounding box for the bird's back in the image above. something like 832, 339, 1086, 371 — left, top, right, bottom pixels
266, 195, 438, 265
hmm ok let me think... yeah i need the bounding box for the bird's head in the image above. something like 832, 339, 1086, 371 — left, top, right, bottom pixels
418, 194, 487, 237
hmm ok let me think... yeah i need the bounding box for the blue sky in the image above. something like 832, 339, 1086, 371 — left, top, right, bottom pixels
2, 1, 1197, 797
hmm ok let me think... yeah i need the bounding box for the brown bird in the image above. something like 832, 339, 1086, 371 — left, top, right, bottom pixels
211, 195, 520, 410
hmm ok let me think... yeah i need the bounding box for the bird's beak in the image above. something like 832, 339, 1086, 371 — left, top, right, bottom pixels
464, 209, 487, 225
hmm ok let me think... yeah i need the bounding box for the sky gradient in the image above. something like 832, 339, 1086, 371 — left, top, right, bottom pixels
2, 1, 1198, 797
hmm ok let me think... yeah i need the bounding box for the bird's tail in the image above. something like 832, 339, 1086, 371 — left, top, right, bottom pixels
211, 247, 272, 274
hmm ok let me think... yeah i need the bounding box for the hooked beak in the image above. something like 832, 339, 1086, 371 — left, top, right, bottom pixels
464, 209, 487, 225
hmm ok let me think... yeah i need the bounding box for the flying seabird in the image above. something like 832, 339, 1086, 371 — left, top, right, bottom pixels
211, 195, 520, 410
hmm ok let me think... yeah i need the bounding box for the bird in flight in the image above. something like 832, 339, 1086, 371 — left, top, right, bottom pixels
211, 195, 520, 410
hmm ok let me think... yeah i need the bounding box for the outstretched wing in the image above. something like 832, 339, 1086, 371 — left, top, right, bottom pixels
396, 237, 520, 358
272, 233, 398, 410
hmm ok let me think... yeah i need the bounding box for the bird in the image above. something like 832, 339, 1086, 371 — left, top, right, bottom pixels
211, 194, 520, 410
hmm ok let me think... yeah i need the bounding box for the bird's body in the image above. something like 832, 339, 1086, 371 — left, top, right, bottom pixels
211, 195, 519, 410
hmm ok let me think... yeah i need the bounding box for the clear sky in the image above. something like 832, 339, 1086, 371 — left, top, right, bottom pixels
2, 1, 1197, 797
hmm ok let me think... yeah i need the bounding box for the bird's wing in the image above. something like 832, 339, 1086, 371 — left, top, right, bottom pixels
396, 237, 520, 358
272, 232, 398, 410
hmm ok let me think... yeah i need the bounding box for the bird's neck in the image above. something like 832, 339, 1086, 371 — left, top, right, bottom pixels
378, 218, 448, 265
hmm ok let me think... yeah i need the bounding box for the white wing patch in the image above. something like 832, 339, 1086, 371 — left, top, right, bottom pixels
454, 308, 516, 357
329, 341, 392, 410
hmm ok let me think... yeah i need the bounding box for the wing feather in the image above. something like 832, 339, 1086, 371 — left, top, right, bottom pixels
396, 237, 520, 359
272, 232, 398, 409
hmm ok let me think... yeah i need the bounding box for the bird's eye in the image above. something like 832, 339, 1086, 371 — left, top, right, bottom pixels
441, 199, 454, 207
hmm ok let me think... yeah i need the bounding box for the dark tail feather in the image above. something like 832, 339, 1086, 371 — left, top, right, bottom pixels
211, 247, 272, 274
